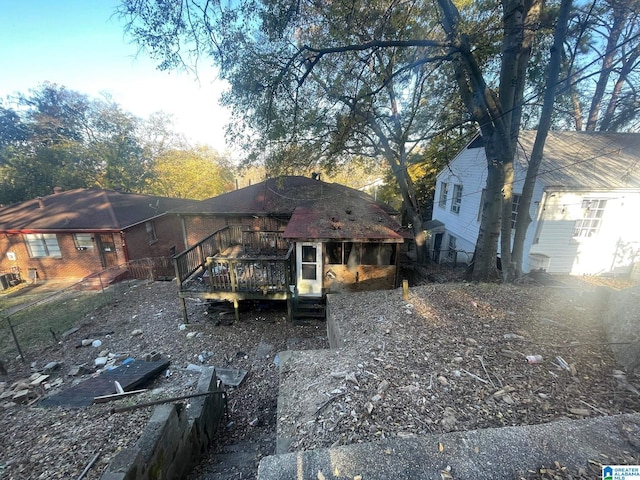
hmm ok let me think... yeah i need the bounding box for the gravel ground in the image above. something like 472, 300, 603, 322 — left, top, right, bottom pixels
1, 275, 639, 480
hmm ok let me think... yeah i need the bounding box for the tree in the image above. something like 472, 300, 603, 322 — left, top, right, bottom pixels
146, 146, 235, 199
512, 0, 573, 279
557, 0, 640, 131
119, 0, 477, 263
87, 96, 150, 191
119, 0, 638, 280
0, 84, 159, 202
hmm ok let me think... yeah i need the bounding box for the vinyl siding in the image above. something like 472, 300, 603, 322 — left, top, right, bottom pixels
432, 145, 486, 263
530, 190, 640, 274
432, 142, 545, 269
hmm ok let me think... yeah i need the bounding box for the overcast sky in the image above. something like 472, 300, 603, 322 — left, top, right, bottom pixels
0, 0, 232, 151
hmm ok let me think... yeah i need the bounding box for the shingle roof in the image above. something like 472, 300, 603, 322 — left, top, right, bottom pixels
171, 176, 408, 241
516, 131, 640, 190
283, 204, 406, 241
0, 189, 198, 232
171, 176, 399, 216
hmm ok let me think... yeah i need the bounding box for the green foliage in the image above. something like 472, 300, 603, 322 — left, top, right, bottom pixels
146, 146, 235, 199
0, 83, 228, 204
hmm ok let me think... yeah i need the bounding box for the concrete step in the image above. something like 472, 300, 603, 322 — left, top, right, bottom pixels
292, 297, 326, 322
258, 413, 640, 480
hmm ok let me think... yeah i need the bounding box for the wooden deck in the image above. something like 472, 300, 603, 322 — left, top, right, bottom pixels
173, 226, 293, 322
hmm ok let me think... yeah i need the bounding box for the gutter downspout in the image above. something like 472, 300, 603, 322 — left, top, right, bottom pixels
179, 214, 188, 250
120, 231, 130, 263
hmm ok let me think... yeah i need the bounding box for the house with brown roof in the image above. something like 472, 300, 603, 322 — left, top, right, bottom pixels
170, 176, 411, 321
0, 188, 197, 287
430, 131, 640, 278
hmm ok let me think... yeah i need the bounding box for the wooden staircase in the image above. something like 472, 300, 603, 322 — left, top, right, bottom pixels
291, 295, 326, 323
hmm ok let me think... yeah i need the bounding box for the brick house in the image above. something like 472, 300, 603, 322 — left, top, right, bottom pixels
0, 188, 197, 284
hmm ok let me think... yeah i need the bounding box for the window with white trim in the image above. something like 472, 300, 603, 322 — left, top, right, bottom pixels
438, 182, 449, 208
451, 184, 463, 214
24, 233, 61, 258
447, 235, 457, 260
573, 199, 607, 238
73, 233, 94, 249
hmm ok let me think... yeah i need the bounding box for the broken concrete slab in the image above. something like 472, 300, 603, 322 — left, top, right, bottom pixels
215, 367, 248, 387
254, 341, 273, 362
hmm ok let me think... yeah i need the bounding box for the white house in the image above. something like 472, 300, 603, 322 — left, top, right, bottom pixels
430, 131, 640, 277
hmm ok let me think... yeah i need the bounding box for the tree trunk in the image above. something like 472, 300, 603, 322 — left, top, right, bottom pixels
500, 159, 515, 282
512, 0, 572, 277
392, 161, 426, 263
471, 158, 503, 281
585, 4, 625, 131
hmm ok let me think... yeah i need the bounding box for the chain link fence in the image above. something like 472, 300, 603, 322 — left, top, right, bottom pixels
0, 264, 162, 366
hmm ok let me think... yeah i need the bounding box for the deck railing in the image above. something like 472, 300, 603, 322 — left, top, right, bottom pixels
205, 244, 294, 294
173, 225, 246, 284
173, 225, 293, 295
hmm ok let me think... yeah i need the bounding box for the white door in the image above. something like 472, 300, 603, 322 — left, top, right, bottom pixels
296, 242, 322, 297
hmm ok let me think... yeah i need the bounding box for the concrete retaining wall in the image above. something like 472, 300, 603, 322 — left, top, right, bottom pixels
101, 367, 226, 480
325, 294, 343, 349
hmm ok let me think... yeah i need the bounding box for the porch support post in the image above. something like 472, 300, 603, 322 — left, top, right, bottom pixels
233, 298, 240, 323
179, 296, 189, 324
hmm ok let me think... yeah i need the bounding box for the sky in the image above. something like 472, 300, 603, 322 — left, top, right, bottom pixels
0, 0, 232, 151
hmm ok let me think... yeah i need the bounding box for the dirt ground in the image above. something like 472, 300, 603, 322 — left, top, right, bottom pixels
0, 281, 327, 480
0, 274, 639, 479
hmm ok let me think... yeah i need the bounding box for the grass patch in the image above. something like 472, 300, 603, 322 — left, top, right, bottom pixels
0, 290, 116, 360
0, 285, 32, 311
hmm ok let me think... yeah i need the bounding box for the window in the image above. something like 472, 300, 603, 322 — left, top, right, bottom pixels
301, 245, 317, 280
326, 242, 395, 266
573, 199, 607, 238
447, 235, 457, 260
146, 221, 157, 243
361, 243, 395, 266
73, 233, 94, 250
438, 182, 449, 208
511, 194, 521, 229
326, 242, 343, 264
25, 233, 61, 258
451, 184, 463, 214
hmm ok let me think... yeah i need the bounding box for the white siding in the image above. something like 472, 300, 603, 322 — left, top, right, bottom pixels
432, 142, 546, 269
433, 134, 640, 275
530, 190, 640, 274
432, 145, 486, 264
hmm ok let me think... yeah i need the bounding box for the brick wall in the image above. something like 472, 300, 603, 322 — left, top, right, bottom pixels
124, 215, 186, 260
181, 215, 228, 249
0, 233, 107, 281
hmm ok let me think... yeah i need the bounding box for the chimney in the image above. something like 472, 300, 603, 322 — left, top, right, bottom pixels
37, 197, 45, 208
53, 187, 63, 194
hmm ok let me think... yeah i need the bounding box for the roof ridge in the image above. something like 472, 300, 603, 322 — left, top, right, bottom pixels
102, 190, 122, 228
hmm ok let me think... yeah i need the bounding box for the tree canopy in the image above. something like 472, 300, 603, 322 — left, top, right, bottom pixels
119, 0, 640, 279
0, 83, 235, 205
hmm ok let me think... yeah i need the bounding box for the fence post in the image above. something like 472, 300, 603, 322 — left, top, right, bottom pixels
6, 316, 25, 363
